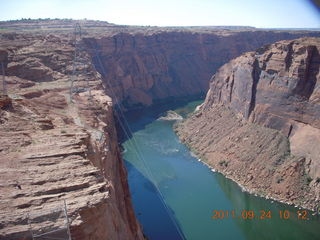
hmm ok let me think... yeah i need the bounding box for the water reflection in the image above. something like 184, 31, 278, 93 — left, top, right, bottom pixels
122, 99, 320, 240
125, 160, 185, 240
215, 173, 320, 240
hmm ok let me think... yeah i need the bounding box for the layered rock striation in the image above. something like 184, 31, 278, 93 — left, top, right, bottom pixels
0, 32, 143, 240
1, 19, 320, 238
84, 30, 320, 107
176, 37, 320, 211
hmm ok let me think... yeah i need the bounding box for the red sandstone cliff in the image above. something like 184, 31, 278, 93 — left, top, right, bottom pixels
0, 32, 143, 240
1, 20, 320, 238
84, 31, 320, 107
176, 37, 320, 211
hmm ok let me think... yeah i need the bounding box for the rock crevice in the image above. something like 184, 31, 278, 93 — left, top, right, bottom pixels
84, 31, 320, 107
0, 32, 143, 240
176, 37, 320, 211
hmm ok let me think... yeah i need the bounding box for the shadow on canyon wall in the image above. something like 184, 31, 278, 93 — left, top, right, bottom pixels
116, 95, 204, 143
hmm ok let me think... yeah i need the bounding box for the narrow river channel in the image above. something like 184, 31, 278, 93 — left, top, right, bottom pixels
121, 100, 320, 240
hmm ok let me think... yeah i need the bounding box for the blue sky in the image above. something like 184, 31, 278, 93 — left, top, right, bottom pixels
0, 0, 319, 28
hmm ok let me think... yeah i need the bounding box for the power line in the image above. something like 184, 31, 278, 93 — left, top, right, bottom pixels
69, 23, 93, 103
86, 41, 186, 240
1, 61, 6, 96
27, 200, 71, 240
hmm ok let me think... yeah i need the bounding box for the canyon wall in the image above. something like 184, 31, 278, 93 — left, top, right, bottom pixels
0, 32, 143, 239
176, 37, 320, 211
1, 20, 320, 238
84, 30, 320, 107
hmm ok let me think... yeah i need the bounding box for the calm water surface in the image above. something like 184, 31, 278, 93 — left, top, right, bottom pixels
122, 100, 320, 240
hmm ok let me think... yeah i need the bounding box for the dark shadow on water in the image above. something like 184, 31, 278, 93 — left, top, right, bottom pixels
116, 95, 204, 143
120, 97, 203, 239
124, 160, 186, 240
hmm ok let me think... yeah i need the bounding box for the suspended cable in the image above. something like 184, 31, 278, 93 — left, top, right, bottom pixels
86, 40, 186, 240
1, 62, 6, 96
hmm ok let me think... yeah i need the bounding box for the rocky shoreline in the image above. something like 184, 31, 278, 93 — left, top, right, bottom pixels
1, 19, 320, 238
158, 110, 183, 121
195, 150, 318, 214
176, 118, 320, 213
175, 37, 320, 213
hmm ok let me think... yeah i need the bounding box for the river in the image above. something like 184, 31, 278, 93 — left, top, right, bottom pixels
121, 99, 320, 240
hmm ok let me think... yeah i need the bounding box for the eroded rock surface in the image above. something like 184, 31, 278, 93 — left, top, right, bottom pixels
176, 37, 320, 211
0, 32, 143, 240
84, 31, 320, 107
1, 20, 320, 238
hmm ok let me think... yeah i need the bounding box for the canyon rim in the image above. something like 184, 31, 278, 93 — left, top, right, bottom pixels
0, 19, 320, 239
176, 37, 320, 212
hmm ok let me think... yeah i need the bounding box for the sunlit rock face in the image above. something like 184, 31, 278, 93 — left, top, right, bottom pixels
84, 30, 320, 107
0, 19, 319, 239
0, 32, 143, 240
176, 37, 320, 211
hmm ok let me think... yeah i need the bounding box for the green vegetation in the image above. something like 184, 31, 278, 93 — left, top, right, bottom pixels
273, 139, 291, 166
218, 160, 228, 167
276, 176, 284, 184
306, 176, 313, 184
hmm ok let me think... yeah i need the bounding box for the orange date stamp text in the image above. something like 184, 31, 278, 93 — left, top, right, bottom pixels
211, 210, 309, 220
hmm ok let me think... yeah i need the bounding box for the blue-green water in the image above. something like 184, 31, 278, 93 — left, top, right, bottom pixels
122, 100, 320, 240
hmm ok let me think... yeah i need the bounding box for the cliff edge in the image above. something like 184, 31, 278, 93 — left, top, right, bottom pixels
176, 37, 320, 211
0, 32, 143, 239
83, 30, 320, 107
